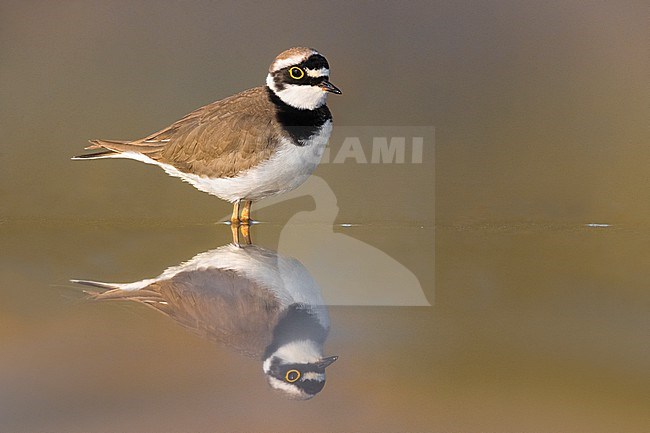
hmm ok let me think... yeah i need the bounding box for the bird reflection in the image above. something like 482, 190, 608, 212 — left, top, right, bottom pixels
72, 243, 337, 400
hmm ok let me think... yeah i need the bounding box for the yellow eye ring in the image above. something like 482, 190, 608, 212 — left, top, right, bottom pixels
285, 369, 301, 383
289, 67, 305, 80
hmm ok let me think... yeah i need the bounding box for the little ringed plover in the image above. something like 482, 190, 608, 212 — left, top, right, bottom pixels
73, 47, 341, 224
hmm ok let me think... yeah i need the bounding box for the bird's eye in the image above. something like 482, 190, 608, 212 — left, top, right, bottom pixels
288, 67, 305, 80
285, 369, 301, 383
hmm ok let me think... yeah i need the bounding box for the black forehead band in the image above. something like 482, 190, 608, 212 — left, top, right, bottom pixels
301, 54, 329, 70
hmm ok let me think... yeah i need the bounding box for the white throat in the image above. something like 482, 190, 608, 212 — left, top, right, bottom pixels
262, 340, 322, 374
266, 74, 328, 110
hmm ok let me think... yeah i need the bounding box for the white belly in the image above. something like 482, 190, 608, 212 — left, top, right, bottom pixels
117, 121, 331, 202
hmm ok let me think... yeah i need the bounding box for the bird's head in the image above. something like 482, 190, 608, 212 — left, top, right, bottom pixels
262, 340, 338, 400
266, 47, 341, 110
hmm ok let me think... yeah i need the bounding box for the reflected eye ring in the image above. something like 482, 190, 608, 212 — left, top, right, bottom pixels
285, 369, 301, 383
289, 67, 305, 80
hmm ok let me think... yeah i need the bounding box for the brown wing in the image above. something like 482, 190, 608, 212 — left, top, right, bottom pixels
90, 268, 282, 358
85, 87, 285, 178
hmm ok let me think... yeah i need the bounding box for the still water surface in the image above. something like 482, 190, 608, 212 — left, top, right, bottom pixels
1, 216, 647, 432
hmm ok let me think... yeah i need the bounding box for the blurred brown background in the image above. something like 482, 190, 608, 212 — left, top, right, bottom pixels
1, 0, 647, 225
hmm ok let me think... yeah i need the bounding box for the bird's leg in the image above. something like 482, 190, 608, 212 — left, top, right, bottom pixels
230, 200, 241, 225
230, 200, 253, 247
230, 222, 252, 247
230, 223, 240, 246
240, 200, 252, 224
240, 223, 252, 245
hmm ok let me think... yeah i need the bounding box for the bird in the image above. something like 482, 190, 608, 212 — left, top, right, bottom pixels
73, 47, 341, 224
71, 243, 338, 400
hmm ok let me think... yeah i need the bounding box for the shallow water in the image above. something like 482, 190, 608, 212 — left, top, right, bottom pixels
1, 218, 648, 432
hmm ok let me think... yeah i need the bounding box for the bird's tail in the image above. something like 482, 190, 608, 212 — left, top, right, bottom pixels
71, 279, 125, 299
70, 278, 156, 299
72, 139, 165, 160
71, 149, 117, 160
71, 280, 167, 311
71, 279, 120, 290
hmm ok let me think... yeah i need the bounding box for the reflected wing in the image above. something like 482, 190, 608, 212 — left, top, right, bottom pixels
89, 268, 282, 358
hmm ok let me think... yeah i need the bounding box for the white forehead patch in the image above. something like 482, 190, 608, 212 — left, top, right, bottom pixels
271, 50, 318, 72
303, 372, 325, 382
306, 67, 329, 78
